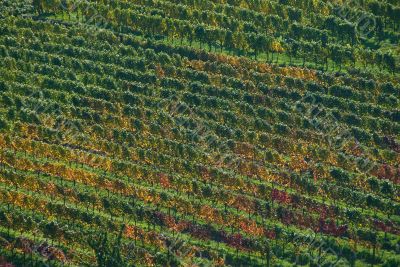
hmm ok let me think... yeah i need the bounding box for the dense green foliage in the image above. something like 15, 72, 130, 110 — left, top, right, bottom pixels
0, 0, 399, 266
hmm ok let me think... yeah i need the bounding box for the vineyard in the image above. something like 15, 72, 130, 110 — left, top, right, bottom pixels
0, 0, 399, 266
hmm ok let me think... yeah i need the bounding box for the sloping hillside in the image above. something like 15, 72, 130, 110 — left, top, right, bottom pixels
0, 0, 399, 266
